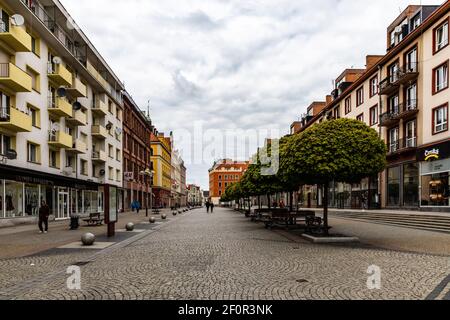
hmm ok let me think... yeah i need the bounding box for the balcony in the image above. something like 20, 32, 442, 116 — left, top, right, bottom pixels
66, 109, 87, 126
0, 63, 32, 92
48, 97, 72, 118
397, 63, 419, 85
0, 22, 32, 52
0, 107, 32, 132
388, 137, 417, 155
379, 74, 400, 96
91, 125, 107, 139
380, 109, 400, 127
47, 63, 73, 87
67, 139, 87, 154
48, 130, 72, 149
92, 99, 108, 116
397, 100, 419, 119
66, 77, 87, 98
92, 150, 107, 163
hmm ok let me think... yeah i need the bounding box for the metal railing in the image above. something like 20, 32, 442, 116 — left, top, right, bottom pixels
48, 130, 58, 142
388, 137, 417, 153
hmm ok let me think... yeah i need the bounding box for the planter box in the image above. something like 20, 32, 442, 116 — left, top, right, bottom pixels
301, 233, 359, 244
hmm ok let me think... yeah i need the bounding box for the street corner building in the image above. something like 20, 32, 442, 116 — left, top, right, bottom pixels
0, 0, 125, 226
291, 2, 450, 212
208, 159, 249, 205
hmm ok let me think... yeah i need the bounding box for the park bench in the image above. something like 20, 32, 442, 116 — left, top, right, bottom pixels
262, 210, 315, 230
152, 208, 161, 215
250, 208, 272, 222
83, 212, 104, 226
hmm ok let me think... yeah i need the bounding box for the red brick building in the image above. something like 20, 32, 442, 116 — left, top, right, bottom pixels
209, 159, 249, 204
122, 92, 153, 210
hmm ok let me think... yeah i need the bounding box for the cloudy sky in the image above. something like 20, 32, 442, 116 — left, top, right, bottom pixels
61, 0, 442, 189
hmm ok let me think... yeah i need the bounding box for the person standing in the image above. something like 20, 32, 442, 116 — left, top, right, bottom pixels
38, 200, 50, 234
136, 200, 141, 214
206, 201, 210, 213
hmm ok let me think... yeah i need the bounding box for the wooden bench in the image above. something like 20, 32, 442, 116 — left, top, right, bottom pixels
250, 208, 272, 222
263, 210, 315, 230
83, 213, 104, 226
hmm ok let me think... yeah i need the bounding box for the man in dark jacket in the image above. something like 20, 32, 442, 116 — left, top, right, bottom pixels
38, 200, 50, 234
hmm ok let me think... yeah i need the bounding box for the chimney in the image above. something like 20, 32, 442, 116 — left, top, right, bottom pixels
366, 55, 384, 70
326, 95, 332, 105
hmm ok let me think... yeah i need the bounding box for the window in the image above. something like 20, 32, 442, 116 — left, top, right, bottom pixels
27, 142, 40, 163
116, 148, 121, 162
49, 150, 59, 168
433, 61, 449, 94
405, 83, 417, 110
116, 169, 121, 182
26, 66, 40, 92
0, 134, 12, 155
66, 155, 74, 169
344, 97, 351, 114
405, 120, 417, 148
433, 104, 448, 134
27, 104, 40, 128
108, 100, 113, 114
389, 62, 400, 83
405, 47, 417, 72
356, 113, 364, 123
387, 166, 400, 207
109, 167, 114, 180
81, 160, 88, 175
0, 91, 11, 120
108, 144, 114, 158
389, 95, 399, 114
388, 127, 399, 153
434, 19, 449, 53
356, 87, 364, 106
369, 106, 378, 126
370, 77, 378, 97
334, 106, 340, 119
411, 14, 421, 31
30, 35, 40, 56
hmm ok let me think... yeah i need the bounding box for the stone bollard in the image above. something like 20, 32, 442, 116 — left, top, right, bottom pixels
126, 222, 135, 231
149, 217, 156, 224
161, 214, 167, 220
81, 233, 95, 246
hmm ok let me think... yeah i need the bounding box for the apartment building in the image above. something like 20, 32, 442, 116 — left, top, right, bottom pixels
122, 91, 153, 210
171, 149, 184, 208
180, 161, 187, 207
209, 159, 249, 205
291, 2, 450, 212
0, 0, 124, 224
150, 130, 172, 208
187, 184, 202, 206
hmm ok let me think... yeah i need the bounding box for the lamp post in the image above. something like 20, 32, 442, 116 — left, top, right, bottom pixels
140, 168, 154, 217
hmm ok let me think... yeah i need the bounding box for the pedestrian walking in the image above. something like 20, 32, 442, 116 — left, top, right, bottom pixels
38, 200, 50, 234
206, 201, 210, 213
136, 200, 141, 214
210, 202, 215, 213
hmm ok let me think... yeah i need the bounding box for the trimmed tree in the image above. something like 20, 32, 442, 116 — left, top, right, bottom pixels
281, 118, 386, 235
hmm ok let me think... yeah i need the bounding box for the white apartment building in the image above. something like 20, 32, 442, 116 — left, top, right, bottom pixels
0, 0, 124, 225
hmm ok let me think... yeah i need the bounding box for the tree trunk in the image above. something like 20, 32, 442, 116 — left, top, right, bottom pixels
258, 196, 261, 209
267, 194, 271, 209
289, 191, 294, 212
323, 181, 329, 236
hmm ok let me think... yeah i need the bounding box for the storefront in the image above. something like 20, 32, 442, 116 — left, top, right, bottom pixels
418, 140, 450, 211
0, 164, 102, 220
386, 162, 420, 209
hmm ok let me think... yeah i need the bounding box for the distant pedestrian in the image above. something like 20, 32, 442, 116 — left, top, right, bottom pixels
210, 202, 215, 213
136, 201, 141, 214
206, 201, 210, 213
38, 200, 50, 234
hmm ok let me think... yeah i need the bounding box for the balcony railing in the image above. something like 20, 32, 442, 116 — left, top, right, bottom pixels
380, 109, 400, 127
388, 137, 417, 154
0, 20, 32, 52
0, 62, 32, 92
397, 62, 419, 84
379, 74, 400, 95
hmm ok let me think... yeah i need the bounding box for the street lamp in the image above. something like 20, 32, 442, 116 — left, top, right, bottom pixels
140, 168, 154, 217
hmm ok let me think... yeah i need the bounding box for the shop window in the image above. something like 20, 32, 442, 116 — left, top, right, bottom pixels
25, 184, 39, 216
421, 172, 450, 207
403, 163, 419, 207
387, 166, 400, 207
4, 180, 23, 218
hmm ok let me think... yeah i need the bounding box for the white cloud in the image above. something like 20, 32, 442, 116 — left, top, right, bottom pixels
60, 0, 443, 189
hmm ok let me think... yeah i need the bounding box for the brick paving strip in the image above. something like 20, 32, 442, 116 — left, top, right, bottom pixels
0, 210, 194, 300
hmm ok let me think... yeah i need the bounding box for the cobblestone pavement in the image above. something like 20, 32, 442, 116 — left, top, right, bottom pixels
1, 207, 450, 300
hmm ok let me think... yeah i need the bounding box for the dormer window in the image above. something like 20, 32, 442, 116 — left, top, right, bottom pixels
411, 14, 421, 31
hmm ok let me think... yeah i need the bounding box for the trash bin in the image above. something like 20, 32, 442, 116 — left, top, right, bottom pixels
70, 215, 80, 230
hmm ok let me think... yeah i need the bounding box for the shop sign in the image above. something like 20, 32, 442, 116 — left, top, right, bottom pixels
417, 141, 450, 162
421, 158, 450, 175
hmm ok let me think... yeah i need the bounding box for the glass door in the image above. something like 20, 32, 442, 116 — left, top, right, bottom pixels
57, 190, 69, 219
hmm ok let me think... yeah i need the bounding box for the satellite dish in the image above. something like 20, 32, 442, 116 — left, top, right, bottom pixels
115, 127, 122, 135
51, 123, 60, 131
11, 14, 25, 27
106, 123, 113, 130
5, 149, 17, 160
57, 87, 66, 97
72, 101, 82, 111
53, 56, 62, 64
99, 169, 106, 176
